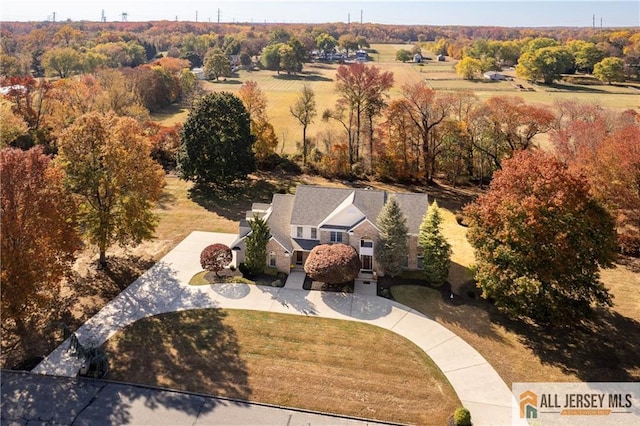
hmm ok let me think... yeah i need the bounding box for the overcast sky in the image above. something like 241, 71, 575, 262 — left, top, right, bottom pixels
1, 1, 638, 27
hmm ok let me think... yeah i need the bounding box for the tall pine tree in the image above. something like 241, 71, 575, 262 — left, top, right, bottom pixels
418, 201, 451, 287
244, 214, 271, 276
375, 196, 408, 277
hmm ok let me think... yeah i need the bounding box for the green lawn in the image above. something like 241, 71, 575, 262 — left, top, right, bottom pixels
103, 309, 460, 425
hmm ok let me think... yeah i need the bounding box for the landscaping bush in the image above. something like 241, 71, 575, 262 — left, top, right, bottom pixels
454, 407, 472, 426
304, 244, 361, 284
238, 262, 254, 279
400, 269, 428, 281
200, 244, 232, 277
264, 266, 279, 276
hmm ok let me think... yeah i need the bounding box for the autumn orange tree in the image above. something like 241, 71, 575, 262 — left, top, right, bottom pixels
551, 104, 640, 254
57, 112, 165, 267
465, 150, 617, 323
325, 63, 393, 169
1, 147, 81, 331
239, 81, 279, 165
375, 98, 423, 182
470, 96, 554, 171
398, 82, 450, 182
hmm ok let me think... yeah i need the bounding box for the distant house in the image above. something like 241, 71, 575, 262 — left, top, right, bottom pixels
232, 185, 429, 280
192, 67, 206, 80
484, 71, 507, 81
356, 50, 368, 62
437, 54, 446, 61
413, 53, 423, 63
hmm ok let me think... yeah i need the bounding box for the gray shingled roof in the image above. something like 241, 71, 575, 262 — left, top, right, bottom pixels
394, 193, 430, 234
265, 186, 429, 250
290, 186, 353, 226
267, 193, 295, 252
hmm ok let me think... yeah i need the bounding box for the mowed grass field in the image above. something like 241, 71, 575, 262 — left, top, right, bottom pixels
152, 43, 639, 155
103, 309, 460, 425
140, 44, 640, 413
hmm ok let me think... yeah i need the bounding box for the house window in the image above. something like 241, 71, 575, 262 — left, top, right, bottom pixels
310, 227, 317, 239
297, 226, 303, 238
360, 239, 373, 248
402, 255, 409, 268
417, 255, 424, 270
330, 231, 343, 243
269, 251, 276, 267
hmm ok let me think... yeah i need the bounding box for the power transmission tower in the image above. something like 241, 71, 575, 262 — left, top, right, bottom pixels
122, 12, 128, 22
101, 10, 106, 23
217, 8, 221, 24
52, 11, 56, 22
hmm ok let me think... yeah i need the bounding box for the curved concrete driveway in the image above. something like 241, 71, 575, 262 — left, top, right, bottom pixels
34, 232, 516, 425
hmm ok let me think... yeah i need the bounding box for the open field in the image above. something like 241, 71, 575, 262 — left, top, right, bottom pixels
103, 309, 460, 425
151, 43, 638, 156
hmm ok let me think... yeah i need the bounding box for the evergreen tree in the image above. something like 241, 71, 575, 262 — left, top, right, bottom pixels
418, 201, 452, 287
245, 214, 271, 276
375, 196, 408, 277
178, 92, 255, 186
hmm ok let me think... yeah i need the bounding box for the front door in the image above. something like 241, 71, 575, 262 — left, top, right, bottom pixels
296, 251, 304, 265
361, 255, 373, 271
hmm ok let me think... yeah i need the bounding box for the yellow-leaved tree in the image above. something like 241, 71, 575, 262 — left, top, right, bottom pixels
57, 112, 165, 267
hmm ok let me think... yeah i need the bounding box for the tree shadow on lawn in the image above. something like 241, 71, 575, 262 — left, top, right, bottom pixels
156, 187, 178, 210
382, 271, 509, 346
492, 308, 640, 382
103, 309, 252, 404
543, 82, 608, 94
273, 73, 332, 82
189, 179, 279, 221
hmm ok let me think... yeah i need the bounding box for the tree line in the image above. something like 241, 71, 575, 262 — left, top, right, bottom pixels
2, 22, 638, 81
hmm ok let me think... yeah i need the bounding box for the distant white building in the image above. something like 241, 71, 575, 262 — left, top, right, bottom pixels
484, 71, 507, 81
192, 68, 206, 80
413, 53, 423, 63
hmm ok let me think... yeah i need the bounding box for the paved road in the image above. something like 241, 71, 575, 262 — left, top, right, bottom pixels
32, 231, 516, 425
1, 371, 400, 425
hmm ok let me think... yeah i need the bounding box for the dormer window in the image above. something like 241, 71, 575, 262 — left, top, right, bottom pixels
311, 227, 317, 239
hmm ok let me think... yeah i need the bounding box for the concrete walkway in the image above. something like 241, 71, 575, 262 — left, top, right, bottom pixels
34, 231, 516, 425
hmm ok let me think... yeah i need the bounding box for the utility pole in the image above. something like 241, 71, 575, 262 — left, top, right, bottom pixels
52, 11, 56, 22
348, 13, 350, 25
361, 9, 363, 24
196, 10, 198, 22
101, 9, 106, 23
217, 8, 221, 24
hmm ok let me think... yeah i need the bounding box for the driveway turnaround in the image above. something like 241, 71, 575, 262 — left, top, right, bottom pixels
34, 231, 516, 425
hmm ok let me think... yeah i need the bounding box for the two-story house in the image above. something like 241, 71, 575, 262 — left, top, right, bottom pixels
231, 185, 429, 280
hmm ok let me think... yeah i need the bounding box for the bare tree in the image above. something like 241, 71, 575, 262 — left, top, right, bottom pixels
289, 84, 316, 165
